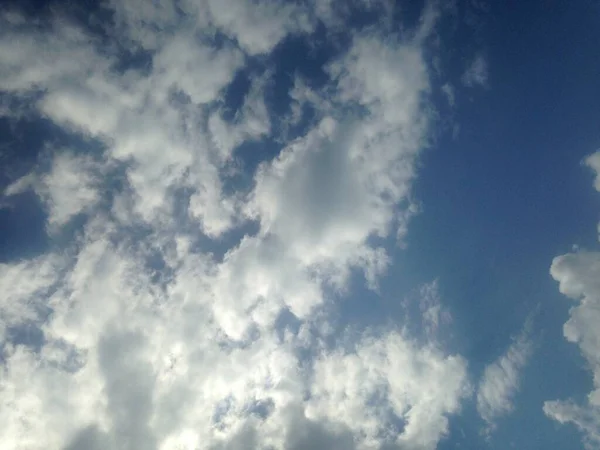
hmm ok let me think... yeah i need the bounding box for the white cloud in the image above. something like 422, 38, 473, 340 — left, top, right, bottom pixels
543, 152, 600, 449
108, 0, 312, 55
477, 325, 533, 431
0, 17, 109, 94
202, 0, 312, 55
5, 152, 104, 232
207, 70, 272, 163
0, 2, 469, 450
585, 151, 600, 192
0, 253, 65, 342
418, 280, 453, 340
152, 34, 244, 105
543, 400, 600, 448
108, 0, 183, 50
462, 53, 488, 87
308, 330, 469, 449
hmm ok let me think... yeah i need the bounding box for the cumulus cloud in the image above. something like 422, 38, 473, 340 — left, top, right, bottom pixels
544, 152, 600, 449
308, 330, 469, 449
477, 325, 533, 432
0, 1, 469, 449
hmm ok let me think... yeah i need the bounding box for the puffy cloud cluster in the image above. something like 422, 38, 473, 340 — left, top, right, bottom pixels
544, 152, 600, 448
0, 1, 470, 449
308, 332, 468, 449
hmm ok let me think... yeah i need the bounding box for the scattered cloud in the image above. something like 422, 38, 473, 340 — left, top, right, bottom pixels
0, 1, 470, 450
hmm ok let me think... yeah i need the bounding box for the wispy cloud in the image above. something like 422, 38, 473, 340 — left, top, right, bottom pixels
477, 323, 533, 432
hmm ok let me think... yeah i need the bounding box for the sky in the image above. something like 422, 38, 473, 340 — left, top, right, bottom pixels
0, 0, 599, 449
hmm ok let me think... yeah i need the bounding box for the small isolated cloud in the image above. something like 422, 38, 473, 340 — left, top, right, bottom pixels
543, 151, 600, 449
477, 324, 533, 432
441, 83, 455, 107
462, 53, 488, 87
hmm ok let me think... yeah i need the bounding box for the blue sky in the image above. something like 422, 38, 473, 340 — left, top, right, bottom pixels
1, 0, 599, 449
